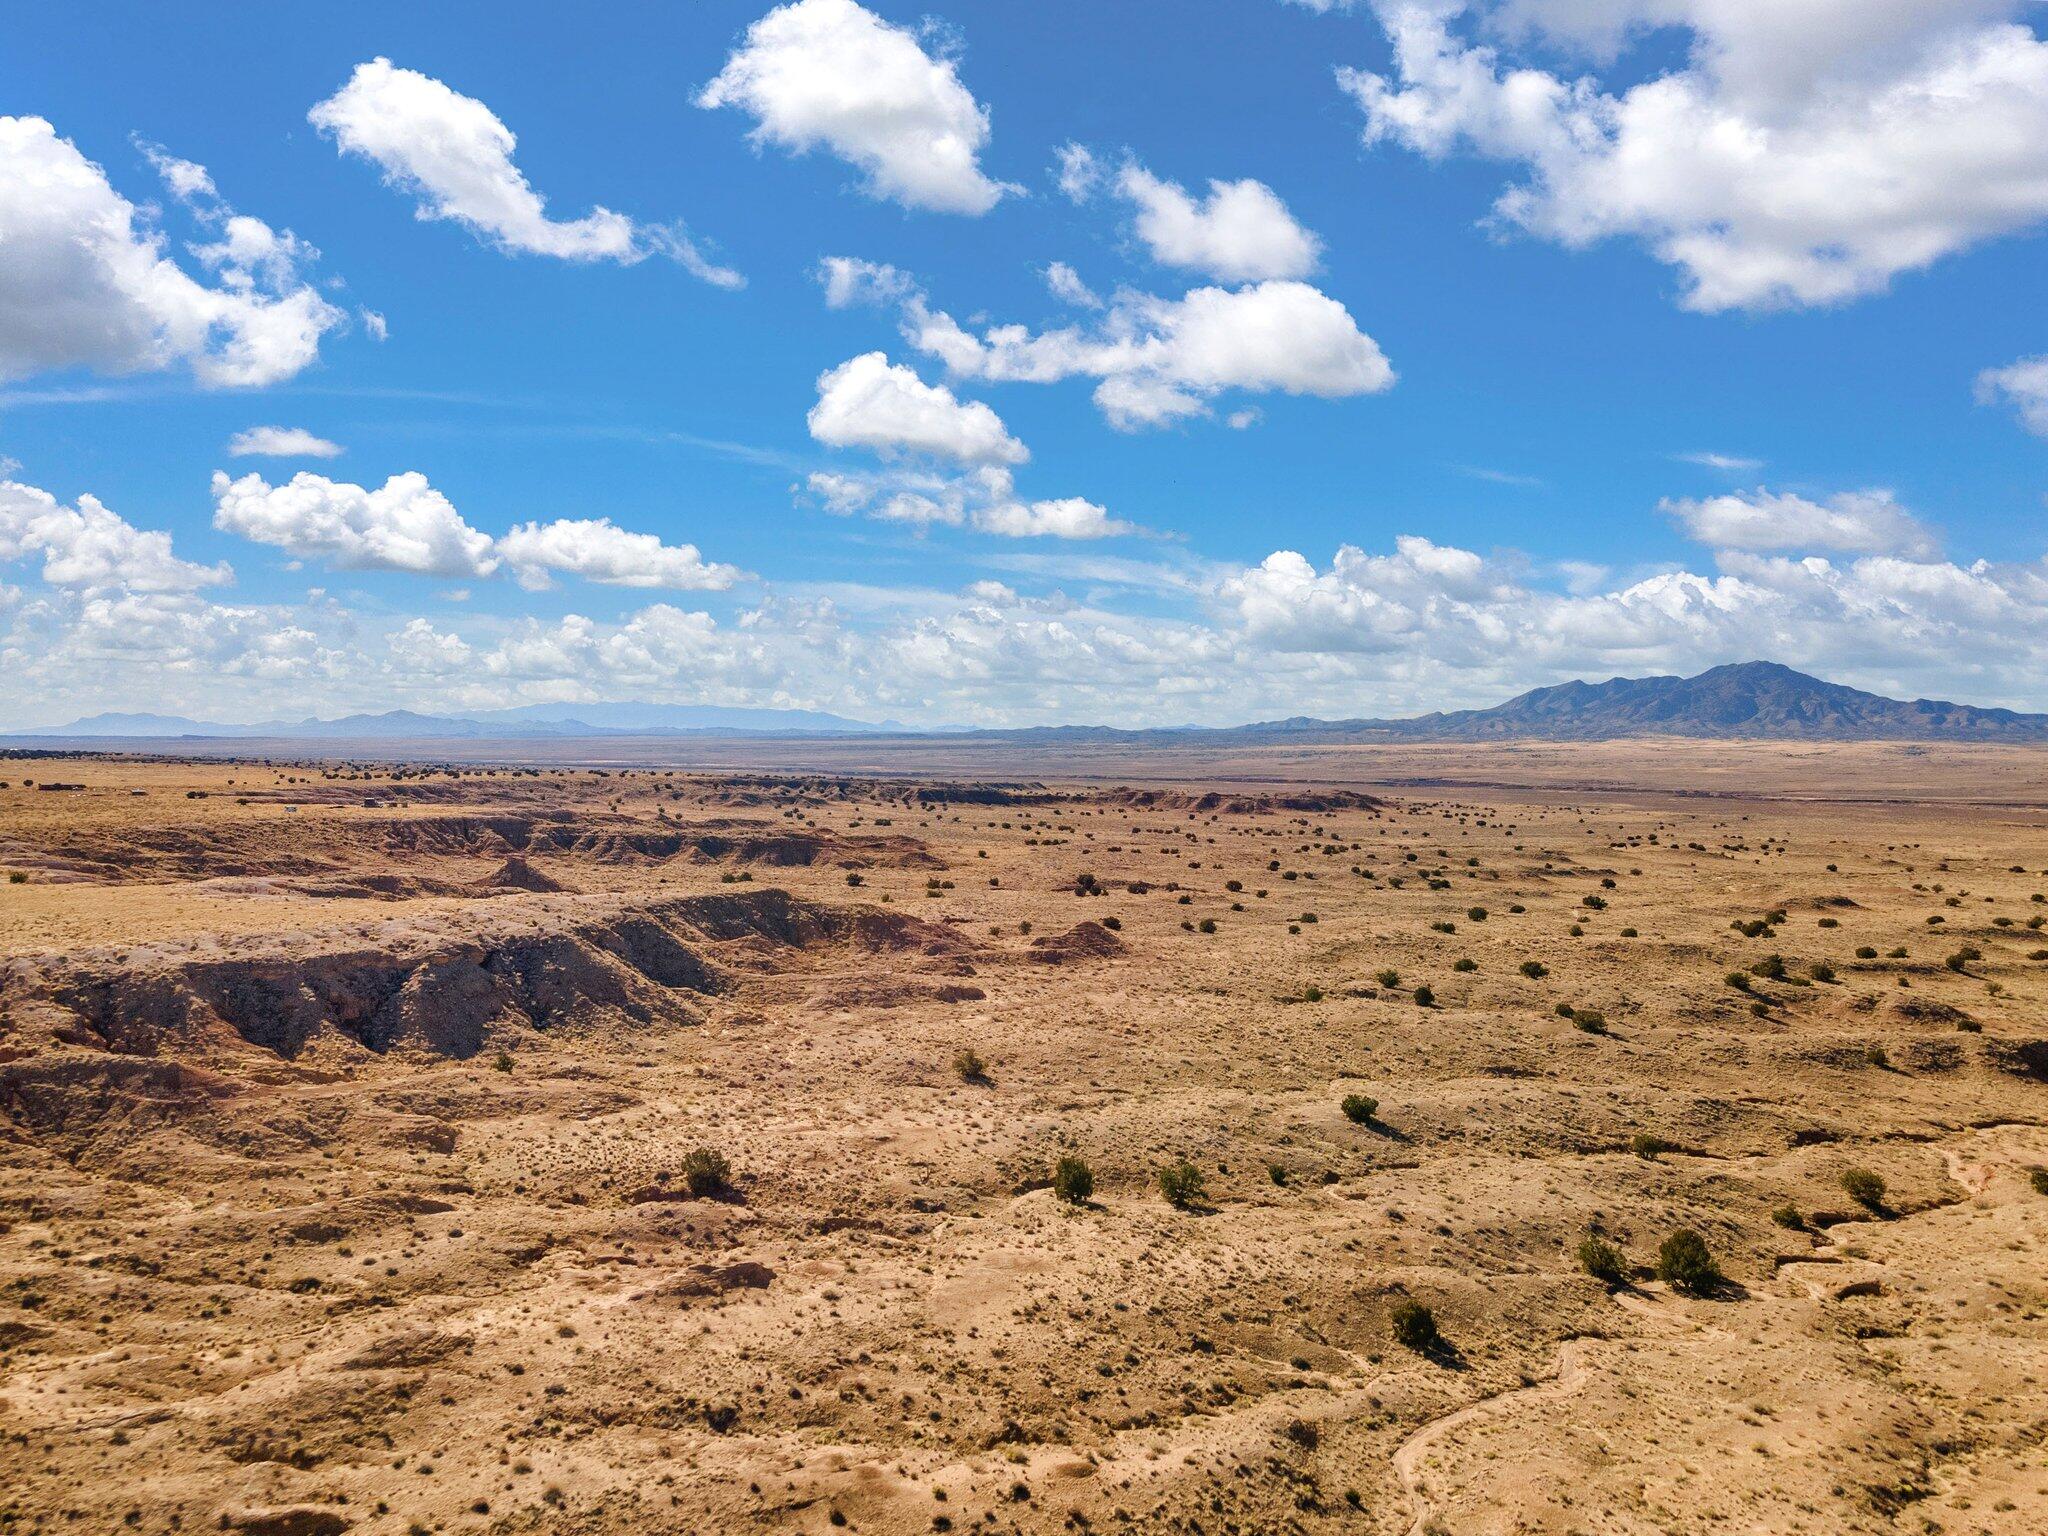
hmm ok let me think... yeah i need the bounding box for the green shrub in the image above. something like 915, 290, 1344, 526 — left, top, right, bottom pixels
681, 1147, 731, 1198
1051, 1154, 1094, 1205
1158, 1160, 1206, 1210
1855, 946, 1877, 959
1466, 906, 1487, 921
1340, 1094, 1377, 1124
1519, 960, 1547, 979
5, 872, 25, 885
1809, 962, 1835, 983
1389, 1300, 1439, 1352
2028, 1167, 2048, 1196
1656, 1229, 1721, 1295
954, 1048, 988, 1083
491, 1049, 514, 1073
1452, 957, 1477, 972
1576, 1234, 1627, 1286
1770, 1204, 1804, 1230
1840, 1167, 1886, 1211
1412, 985, 1434, 1007
1198, 918, 1217, 934
1375, 967, 1401, 988
1268, 1163, 1289, 1187
1630, 1132, 1672, 1159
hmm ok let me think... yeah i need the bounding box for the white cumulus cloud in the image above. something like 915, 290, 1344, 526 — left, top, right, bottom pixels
213, 469, 499, 579
495, 517, 743, 591
1663, 487, 1939, 558
808, 352, 1027, 465
310, 58, 740, 285
0, 116, 343, 387
906, 278, 1395, 429
1339, 0, 2048, 310
211, 469, 744, 591
0, 478, 230, 592
698, 0, 1012, 215
227, 426, 345, 459
1977, 354, 2048, 437
1111, 160, 1323, 282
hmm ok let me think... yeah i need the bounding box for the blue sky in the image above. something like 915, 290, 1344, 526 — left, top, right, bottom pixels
2, 0, 2047, 727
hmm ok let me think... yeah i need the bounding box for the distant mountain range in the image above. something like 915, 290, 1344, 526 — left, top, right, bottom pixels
1245, 661, 2048, 743
19, 702, 896, 740
12, 663, 2048, 744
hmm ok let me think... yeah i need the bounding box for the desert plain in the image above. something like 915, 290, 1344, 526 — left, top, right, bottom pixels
1, 741, 2045, 1536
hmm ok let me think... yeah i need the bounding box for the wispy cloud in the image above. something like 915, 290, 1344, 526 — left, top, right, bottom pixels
1676, 450, 1764, 471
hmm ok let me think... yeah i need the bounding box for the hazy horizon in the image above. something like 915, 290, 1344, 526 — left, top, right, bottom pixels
5, 1, 2048, 728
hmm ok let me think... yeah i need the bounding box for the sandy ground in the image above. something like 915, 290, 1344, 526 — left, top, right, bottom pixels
1, 745, 2045, 1536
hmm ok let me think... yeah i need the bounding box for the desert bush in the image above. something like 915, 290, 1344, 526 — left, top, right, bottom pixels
1520, 960, 1547, 979
1582, 895, 1606, 910
1855, 946, 1878, 959
1840, 1167, 1886, 1211
1770, 1204, 1804, 1230
1725, 971, 1752, 992
1412, 985, 1434, 1007
1340, 1094, 1377, 1124
1375, 967, 1401, 988
1630, 1132, 1672, 1159
1198, 918, 1217, 934
1467, 906, 1487, 921
1389, 1300, 1440, 1352
1453, 957, 1477, 972
681, 1147, 731, 1198
954, 1049, 988, 1083
1656, 1229, 1722, 1295
1809, 962, 1836, 983
1051, 1154, 1094, 1205
1158, 1160, 1206, 1210
844, 872, 863, 887
491, 1049, 514, 1073
1750, 954, 1787, 980
5, 872, 24, 885
2029, 1167, 2048, 1196
1268, 1164, 1289, 1186
1576, 1234, 1627, 1286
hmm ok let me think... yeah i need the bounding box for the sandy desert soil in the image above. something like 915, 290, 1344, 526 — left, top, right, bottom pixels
2, 747, 2045, 1536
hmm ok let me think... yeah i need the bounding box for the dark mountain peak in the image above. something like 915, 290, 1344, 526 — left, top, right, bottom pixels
1375, 662, 2046, 741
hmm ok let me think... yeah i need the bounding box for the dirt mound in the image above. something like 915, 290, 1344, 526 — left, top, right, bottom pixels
474, 856, 569, 893
1026, 920, 1126, 965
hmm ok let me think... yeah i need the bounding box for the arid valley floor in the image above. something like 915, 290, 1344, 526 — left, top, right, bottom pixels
2, 744, 2046, 1536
